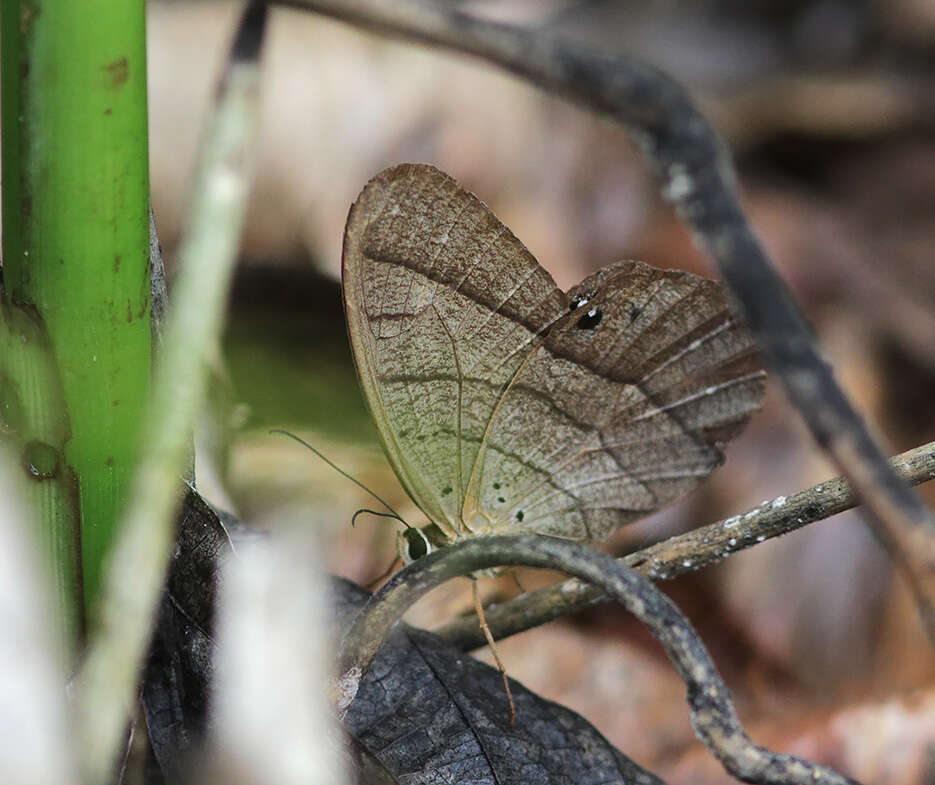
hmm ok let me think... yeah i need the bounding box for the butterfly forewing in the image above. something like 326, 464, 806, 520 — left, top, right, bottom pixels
466, 261, 765, 540
342, 164, 566, 537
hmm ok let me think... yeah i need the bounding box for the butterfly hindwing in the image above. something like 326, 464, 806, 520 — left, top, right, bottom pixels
465, 261, 765, 540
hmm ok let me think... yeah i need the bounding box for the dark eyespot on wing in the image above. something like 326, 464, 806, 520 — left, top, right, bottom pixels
575, 307, 602, 330
402, 528, 430, 560
472, 259, 765, 542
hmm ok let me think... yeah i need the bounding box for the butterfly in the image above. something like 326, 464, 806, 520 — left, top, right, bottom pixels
342, 164, 765, 563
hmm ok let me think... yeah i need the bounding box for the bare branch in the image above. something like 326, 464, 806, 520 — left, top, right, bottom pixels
281, 0, 935, 640
336, 535, 863, 785
439, 441, 935, 651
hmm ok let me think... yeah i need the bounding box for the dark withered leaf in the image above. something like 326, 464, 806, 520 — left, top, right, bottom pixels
334, 579, 667, 785
345, 732, 402, 785
142, 487, 666, 785
142, 485, 234, 781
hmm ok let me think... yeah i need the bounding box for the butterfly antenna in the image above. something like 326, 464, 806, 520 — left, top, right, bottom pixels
351, 508, 408, 528
269, 429, 408, 526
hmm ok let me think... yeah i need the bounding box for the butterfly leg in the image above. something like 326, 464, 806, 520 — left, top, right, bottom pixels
472, 578, 517, 725
508, 569, 528, 595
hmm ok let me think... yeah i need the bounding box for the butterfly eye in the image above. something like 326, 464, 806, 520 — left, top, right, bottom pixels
401, 527, 431, 562
575, 307, 602, 330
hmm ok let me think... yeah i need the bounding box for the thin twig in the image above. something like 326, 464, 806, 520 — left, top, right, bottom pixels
280, 0, 935, 640
439, 441, 935, 651
72, 5, 269, 784
335, 535, 863, 785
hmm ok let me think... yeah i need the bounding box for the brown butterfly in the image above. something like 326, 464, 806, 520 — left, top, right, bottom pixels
342, 164, 765, 562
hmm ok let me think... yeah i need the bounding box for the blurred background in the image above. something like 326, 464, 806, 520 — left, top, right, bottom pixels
149, 2, 935, 783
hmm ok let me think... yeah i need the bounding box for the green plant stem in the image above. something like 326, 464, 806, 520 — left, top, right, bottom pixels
0, 448, 77, 785
0, 304, 82, 651
1, 0, 151, 615
74, 4, 268, 781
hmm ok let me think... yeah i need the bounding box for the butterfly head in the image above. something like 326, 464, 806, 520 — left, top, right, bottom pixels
397, 522, 451, 564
